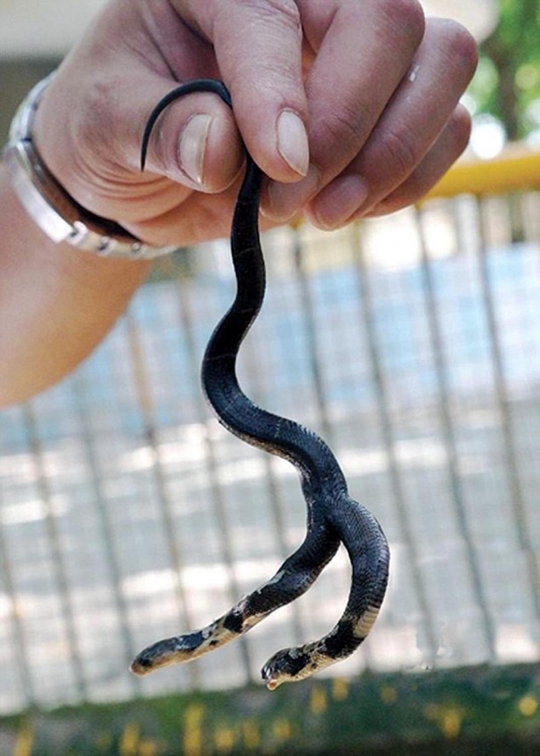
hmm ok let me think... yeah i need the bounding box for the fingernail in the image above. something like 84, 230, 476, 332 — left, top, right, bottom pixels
277, 110, 309, 177
178, 114, 213, 185
310, 175, 369, 229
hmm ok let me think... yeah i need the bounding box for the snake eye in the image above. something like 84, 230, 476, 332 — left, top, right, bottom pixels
261, 647, 311, 689
130, 653, 154, 675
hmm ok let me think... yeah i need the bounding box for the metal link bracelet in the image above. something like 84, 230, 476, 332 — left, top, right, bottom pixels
3, 71, 178, 259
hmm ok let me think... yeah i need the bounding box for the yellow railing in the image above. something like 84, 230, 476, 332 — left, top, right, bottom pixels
424, 145, 540, 201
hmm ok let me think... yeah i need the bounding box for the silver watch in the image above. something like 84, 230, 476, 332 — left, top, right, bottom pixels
3, 71, 178, 259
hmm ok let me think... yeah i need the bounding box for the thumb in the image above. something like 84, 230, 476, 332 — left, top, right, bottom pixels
137, 75, 245, 193
34, 65, 245, 213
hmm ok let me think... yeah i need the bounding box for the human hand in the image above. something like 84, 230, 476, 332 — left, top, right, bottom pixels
33, 0, 477, 247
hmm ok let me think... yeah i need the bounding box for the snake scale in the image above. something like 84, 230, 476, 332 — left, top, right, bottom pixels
130, 80, 390, 690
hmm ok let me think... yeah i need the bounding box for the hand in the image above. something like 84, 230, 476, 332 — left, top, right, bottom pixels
33, 0, 477, 247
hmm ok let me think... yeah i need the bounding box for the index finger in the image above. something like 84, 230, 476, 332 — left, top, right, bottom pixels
172, 0, 310, 182
264, 0, 426, 219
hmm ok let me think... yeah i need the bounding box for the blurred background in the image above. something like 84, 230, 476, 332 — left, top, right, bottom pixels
1, 1, 540, 754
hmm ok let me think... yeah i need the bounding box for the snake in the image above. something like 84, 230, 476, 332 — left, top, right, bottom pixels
130, 80, 390, 690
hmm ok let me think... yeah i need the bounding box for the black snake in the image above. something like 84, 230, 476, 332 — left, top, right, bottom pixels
130, 80, 390, 690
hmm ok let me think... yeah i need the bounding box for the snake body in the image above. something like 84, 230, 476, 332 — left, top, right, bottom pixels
130, 80, 390, 689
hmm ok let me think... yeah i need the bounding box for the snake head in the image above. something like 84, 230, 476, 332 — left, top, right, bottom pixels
130, 641, 176, 676
261, 647, 313, 690
130, 632, 203, 675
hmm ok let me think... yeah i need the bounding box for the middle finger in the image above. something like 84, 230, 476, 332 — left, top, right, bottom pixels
262, 0, 426, 220
309, 17, 478, 228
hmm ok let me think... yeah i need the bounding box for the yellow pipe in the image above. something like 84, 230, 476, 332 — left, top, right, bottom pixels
424, 145, 540, 200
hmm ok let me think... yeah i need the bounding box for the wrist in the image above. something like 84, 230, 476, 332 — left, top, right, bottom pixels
4, 71, 178, 260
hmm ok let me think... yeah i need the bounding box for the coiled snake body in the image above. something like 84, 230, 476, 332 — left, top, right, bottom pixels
130, 80, 390, 690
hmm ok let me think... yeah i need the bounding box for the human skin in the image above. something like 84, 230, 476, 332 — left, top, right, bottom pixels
0, 0, 478, 406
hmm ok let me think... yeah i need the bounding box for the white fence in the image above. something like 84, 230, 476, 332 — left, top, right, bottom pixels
1, 193, 540, 713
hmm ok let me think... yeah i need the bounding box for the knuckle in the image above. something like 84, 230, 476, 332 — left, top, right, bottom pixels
218, 0, 304, 97
320, 101, 366, 153
76, 77, 123, 166
336, 0, 425, 49
378, 0, 425, 45
257, 0, 302, 45
231, 0, 301, 32
441, 20, 479, 79
264, 0, 302, 27
426, 18, 478, 84
449, 104, 473, 153
377, 125, 419, 178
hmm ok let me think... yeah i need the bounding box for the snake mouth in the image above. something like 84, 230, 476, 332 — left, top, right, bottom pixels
130, 643, 178, 676
262, 670, 280, 691
130, 656, 154, 676
130, 662, 149, 676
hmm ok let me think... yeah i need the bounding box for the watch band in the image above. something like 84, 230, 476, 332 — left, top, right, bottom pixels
3, 71, 178, 260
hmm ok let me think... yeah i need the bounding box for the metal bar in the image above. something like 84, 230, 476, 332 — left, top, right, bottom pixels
22, 401, 87, 700
71, 372, 141, 695
522, 191, 540, 241
0, 486, 35, 708
507, 193, 526, 244
176, 274, 254, 684
414, 205, 497, 659
242, 336, 305, 648
424, 147, 540, 202
351, 224, 440, 660
292, 228, 333, 442
475, 197, 540, 630
125, 310, 200, 688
